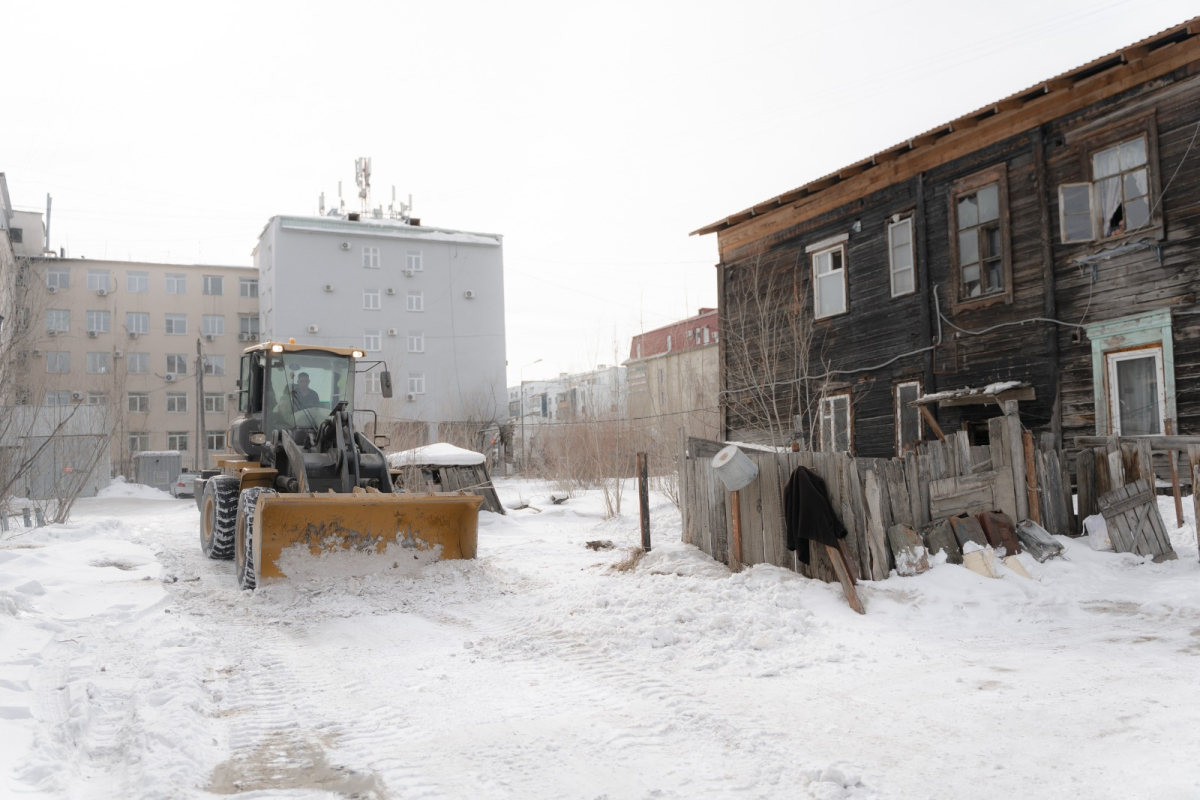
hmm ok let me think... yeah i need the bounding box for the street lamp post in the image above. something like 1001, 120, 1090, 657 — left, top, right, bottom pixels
520, 358, 542, 474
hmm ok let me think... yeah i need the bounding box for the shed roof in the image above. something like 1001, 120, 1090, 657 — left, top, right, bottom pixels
387, 442, 486, 467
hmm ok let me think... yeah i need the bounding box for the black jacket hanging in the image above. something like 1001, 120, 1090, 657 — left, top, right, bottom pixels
783, 466, 847, 565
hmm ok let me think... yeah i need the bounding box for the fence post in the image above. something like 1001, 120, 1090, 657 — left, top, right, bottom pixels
637, 452, 651, 552
22, 508, 32, 528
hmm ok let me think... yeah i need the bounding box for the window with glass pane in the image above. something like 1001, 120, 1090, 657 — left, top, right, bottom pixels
46, 352, 70, 373
888, 218, 915, 297
167, 432, 189, 451
127, 271, 149, 292
87, 270, 109, 291
166, 274, 186, 294
206, 431, 227, 451
126, 312, 149, 334
203, 355, 225, 376
364, 330, 381, 352
167, 354, 188, 375
240, 278, 259, 297
87, 392, 107, 406
167, 393, 188, 413
407, 291, 423, 312
204, 393, 225, 413
363, 247, 380, 269
203, 315, 225, 336
47, 268, 69, 289
1107, 348, 1163, 435
408, 331, 424, 353
406, 251, 423, 271
86, 311, 111, 332
129, 433, 150, 452
86, 352, 111, 374
364, 289, 381, 310
366, 372, 382, 394
165, 314, 186, 335
128, 393, 149, 413
202, 275, 223, 295
1093, 136, 1149, 238
1059, 184, 1095, 242
408, 373, 426, 394
127, 353, 149, 374
820, 394, 851, 452
46, 309, 69, 332
240, 316, 259, 335
956, 183, 1003, 298
46, 391, 72, 406
812, 245, 847, 319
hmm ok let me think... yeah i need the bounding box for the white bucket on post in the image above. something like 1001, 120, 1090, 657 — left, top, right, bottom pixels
711, 445, 759, 492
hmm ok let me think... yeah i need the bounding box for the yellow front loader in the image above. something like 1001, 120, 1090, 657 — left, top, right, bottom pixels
194, 340, 482, 589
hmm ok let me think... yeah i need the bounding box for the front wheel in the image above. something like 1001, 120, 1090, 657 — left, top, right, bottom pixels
235, 487, 276, 590
200, 476, 239, 559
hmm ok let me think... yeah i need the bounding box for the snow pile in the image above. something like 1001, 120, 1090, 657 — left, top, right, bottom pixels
386, 441, 486, 467
97, 475, 175, 500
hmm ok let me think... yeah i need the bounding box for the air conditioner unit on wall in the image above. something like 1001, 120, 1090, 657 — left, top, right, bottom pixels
307, 325, 319, 333
47, 330, 58, 337
47, 286, 58, 294
237, 333, 248, 341
404, 269, 415, 277
71, 391, 83, 401
340, 242, 351, 251
385, 288, 396, 295
97, 288, 108, 297
463, 290, 475, 299
249, 334, 258, 342
165, 373, 176, 382
128, 331, 139, 339
387, 328, 398, 336
31, 349, 42, 357
205, 334, 215, 342
323, 284, 335, 292
406, 392, 416, 402
113, 350, 124, 358
87, 330, 98, 338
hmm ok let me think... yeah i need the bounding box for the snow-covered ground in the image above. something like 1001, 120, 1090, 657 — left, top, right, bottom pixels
2, 478, 1199, 799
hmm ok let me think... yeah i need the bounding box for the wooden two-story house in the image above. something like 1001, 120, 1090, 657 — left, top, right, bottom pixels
697, 18, 1200, 459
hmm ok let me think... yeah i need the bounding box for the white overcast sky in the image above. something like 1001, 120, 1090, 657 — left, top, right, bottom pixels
5, 0, 1197, 385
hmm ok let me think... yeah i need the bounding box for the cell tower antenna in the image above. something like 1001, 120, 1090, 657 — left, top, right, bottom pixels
355, 157, 372, 214
319, 191, 325, 216
338, 180, 345, 214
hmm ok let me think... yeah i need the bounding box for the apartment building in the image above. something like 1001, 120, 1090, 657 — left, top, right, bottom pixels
25, 257, 259, 473
254, 212, 507, 447
626, 308, 720, 442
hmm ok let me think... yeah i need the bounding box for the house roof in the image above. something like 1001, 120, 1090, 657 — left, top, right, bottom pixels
694, 17, 1200, 240
628, 308, 718, 361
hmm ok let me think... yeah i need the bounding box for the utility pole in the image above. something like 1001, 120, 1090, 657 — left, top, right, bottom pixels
195, 338, 208, 471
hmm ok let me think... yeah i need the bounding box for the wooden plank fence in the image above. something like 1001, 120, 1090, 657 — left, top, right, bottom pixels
680, 410, 1178, 583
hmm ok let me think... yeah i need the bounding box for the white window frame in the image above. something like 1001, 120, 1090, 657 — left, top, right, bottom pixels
46, 268, 70, 290
166, 393, 188, 414
206, 430, 227, 452
894, 380, 923, 455
87, 392, 107, 406
46, 352, 70, 373
364, 289, 381, 310
86, 352, 111, 374
202, 315, 225, 336
46, 309, 69, 332
165, 273, 186, 294
1106, 346, 1167, 436
364, 330, 381, 352
888, 217, 916, 298
363, 246, 380, 269
46, 391, 72, 406
408, 373, 426, 395
204, 393, 225, 413
166, 354, 188, 375
167, 431, 189, 451
86, 269, 109, 291
240, 315, 260, 335
129, 432, 150, 452
407, 331, 425, 353
811, 243, 848, 319
165, 314, 187, 335
128, 393, 150, 413
819, 392, 852, 453
366, 372, 382, 394
202, 275, 223, 296
127, 271, 149, 292
126, 312, 150, 334
127, 353, 149, 374
406, 291, 424, 312
406, 250, 423, 271
240, 277, 259, 297
203, 355, 225, 376
86, 310, 111, 333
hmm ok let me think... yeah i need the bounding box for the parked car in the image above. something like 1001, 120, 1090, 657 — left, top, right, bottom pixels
170, 470, 196, 499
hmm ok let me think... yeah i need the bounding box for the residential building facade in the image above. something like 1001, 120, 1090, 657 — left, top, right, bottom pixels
23, 257, 257, 473
508, 365, 627, 467
698, 19, 1200, 458
254, 214, 507, 448
626, 308, 720, 443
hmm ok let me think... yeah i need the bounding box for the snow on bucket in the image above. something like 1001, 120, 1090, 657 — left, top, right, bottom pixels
711, 445, 758, 492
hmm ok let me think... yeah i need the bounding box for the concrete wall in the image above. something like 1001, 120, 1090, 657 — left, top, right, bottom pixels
255, 215, 507, 443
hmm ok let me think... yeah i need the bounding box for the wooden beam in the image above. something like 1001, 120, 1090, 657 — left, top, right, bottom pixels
1074, 434, 1200, 451
1023, 430, 1041, 525
919, 405, 945, 442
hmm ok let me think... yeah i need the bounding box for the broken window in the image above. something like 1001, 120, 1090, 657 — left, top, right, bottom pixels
811, 243, 848, 319
1095, 136, 1150, 239
894, 381, 922, 455
820, 393, 851, 453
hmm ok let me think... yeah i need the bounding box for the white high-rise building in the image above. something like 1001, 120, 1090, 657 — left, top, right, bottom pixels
253, 213, 507, 448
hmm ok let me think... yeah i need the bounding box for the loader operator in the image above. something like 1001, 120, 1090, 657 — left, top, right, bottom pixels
291, 372, 322, 410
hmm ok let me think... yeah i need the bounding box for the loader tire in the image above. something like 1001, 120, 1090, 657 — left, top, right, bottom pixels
200, 476, 239, 560
236, 487, 276, 591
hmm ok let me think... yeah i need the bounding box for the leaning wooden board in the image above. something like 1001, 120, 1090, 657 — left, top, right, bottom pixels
1097, 477, 1177, 562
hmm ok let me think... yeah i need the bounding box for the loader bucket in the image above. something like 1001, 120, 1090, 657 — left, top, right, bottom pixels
252, 491, 483, 584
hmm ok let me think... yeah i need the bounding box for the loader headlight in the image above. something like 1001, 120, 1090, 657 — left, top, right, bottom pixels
250, 432, 267, 445
271, 344, 284, 353
352, 350, 365, 359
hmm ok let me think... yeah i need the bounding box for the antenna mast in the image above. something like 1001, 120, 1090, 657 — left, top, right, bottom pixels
355, 157, 372, 214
